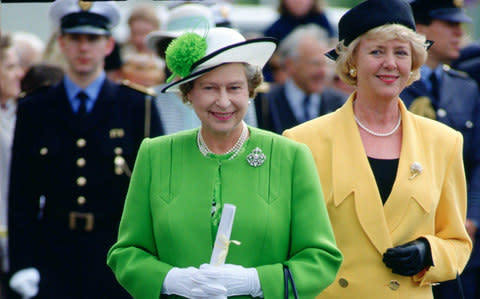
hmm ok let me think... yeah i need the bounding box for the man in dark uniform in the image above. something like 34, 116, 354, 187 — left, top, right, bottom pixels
400, 1, 480, 298
7, 0, 163, 298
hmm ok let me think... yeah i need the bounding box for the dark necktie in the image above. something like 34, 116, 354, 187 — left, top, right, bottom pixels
429, 73, 439, 101
76, 91, 88, 117
303, 94, 311, 122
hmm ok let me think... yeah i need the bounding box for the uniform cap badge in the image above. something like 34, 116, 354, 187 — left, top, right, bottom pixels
78, 1, 93, 11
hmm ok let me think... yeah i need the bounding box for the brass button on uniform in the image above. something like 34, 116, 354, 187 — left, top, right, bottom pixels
76, 138, 87, 148
388, 280, 400, 291
77, 157, 86, 167
77, 196, 86, 205
338, 278, 348, 288
114, 147, 123, 155
76, 176, 87, 187
40, 147, 48, 156
437, 108, 447, 118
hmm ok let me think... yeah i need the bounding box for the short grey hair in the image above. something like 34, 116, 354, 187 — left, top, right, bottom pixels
277, 24, 330, 63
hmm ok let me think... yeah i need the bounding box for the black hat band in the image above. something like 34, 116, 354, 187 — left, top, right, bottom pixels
61, 12, 110, 32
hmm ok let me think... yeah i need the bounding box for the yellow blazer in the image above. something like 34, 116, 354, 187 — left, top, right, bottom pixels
284, 95, 472, 298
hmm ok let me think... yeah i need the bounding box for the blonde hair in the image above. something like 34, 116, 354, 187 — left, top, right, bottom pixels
335, 24, 428, 87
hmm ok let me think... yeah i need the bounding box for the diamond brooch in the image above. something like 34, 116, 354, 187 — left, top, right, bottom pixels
246, 147, 266, 167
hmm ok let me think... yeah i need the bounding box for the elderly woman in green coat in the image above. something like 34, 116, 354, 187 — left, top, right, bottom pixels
107, 27, 342, 299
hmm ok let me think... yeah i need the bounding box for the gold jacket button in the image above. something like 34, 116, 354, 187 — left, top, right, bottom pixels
388, 280, 400, 291
77, 196, 86, 205
40, 147, 48, 156
437, 108, 447, 118
114, 147, 123, 155
76, 138, 87, 148
76, 176, 87, 187
77, 157, 86, 168
338, 278, 348, 288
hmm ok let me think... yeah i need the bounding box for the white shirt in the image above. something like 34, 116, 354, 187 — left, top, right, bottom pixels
0, 98, 17, 272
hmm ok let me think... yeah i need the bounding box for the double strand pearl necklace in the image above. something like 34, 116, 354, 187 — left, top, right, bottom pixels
354, 109, 402, 137
197, 122, 248, 160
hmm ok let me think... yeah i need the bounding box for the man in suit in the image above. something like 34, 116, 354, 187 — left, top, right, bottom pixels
400, 1, 480, 298
266, 24, 347, 134
7, 1, 163, 298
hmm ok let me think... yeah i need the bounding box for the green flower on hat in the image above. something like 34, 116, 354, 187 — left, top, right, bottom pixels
165, 32, 207, 83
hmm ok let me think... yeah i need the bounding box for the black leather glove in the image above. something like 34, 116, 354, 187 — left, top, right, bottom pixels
382, 238, 433, 276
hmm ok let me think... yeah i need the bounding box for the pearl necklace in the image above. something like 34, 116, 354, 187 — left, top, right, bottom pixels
197, 122, 248, 160
354, 112, 402, 137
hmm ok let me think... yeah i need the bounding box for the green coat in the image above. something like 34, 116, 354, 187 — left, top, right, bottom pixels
107, 127, 342, 299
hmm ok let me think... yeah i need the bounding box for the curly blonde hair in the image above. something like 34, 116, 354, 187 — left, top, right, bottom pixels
334, 24, 428, 87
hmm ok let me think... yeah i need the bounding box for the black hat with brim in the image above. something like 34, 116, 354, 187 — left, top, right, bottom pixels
325, 0, 416, 61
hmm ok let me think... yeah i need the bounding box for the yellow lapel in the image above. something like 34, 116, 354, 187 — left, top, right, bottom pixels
384, 101, 432, 234
332, 95, 392, 254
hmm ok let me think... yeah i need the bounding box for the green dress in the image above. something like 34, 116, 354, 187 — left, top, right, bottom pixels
107, 126, 342, 299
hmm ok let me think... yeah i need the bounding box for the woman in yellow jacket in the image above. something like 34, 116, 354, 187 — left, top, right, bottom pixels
284, 0, 472, 298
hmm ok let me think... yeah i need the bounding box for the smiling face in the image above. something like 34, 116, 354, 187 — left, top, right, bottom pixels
188, 63, 249, 138
354, 37, 412, 102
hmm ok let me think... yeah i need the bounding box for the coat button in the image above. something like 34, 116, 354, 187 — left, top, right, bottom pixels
114, 147, 123, 155
40, 147, 48, 156
76, 138, 87, 148
388, 280, 400, 291
77, 157, 86, 168
466, 120, 473, 129
437, 108, 447, 118
77, 196, 86, 205
76, 176, 87, 187
338, 278, 348, 288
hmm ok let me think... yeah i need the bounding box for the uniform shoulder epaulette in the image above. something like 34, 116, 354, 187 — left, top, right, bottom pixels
121, 79, 157, 96
442, 64, 470, 79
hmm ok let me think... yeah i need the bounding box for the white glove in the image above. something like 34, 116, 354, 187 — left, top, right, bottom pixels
162, 267, 227, 298
9, 267, 40, 299
199, 264, 263, 297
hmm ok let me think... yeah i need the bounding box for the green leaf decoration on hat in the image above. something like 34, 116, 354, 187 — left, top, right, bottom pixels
165, 32, 207, 83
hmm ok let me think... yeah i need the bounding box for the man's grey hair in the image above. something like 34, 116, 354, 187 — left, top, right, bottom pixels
277, 24, 330, 63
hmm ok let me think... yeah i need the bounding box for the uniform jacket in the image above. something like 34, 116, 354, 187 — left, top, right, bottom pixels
107, 127, 343, 299
401, 65, 480, 268
267, 84, 346, 134
8, 78, 163, 299
284, 95, 472, 298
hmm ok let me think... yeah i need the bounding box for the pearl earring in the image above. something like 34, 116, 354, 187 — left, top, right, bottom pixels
349, 68, 357, 78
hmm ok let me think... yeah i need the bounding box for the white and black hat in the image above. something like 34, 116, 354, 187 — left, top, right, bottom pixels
49, 0, 120, 35
161, 27, 277, 93
146, 3, 215, 59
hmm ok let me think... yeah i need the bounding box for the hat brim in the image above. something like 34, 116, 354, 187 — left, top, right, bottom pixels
146, 31, 182, 52
162, 37, 277, 93
62, 26, 110, 35
146, 29, 210, 58
325, 40, 435, 62
430, 9, 472, 23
